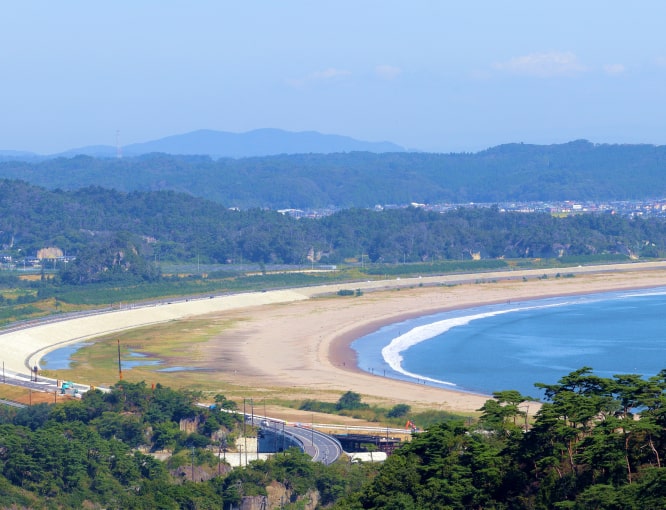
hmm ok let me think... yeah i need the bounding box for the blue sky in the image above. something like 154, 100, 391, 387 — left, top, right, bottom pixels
2, 2, 665, 154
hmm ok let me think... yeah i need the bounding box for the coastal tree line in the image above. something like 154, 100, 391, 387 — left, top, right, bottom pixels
337, 367, 666, 509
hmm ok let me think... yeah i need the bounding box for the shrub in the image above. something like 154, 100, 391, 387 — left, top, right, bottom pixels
387, 404, 411, 418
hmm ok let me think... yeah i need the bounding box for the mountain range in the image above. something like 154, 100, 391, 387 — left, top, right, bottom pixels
0, 129, 406, 160
0, 139, 665, 209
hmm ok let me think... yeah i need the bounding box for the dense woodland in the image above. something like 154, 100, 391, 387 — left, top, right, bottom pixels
1, 140, 666, 208
4, 370, 666, 508
2, 180, 666, 274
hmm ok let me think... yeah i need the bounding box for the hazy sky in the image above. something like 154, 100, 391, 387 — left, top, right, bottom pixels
2, 2, 665, 154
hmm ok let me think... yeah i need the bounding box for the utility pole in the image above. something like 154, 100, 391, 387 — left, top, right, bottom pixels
117, 339, 123, 380
243, 398, 247, 464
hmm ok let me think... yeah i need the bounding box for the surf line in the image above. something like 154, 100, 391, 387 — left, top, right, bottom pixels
380, 301, 572, 387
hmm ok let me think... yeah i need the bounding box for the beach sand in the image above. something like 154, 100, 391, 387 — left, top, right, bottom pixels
5, 262, 666, 414
187, 262, 666, 413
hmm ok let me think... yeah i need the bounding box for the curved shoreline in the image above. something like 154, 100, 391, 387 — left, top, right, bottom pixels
329, 284, 666, 379
315, 270, 666, 410
6, 261, 666, 413
347, 286, 666, 396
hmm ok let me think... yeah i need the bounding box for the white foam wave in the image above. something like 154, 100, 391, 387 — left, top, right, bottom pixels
380, 301, 567, 386
621, 289, 666, 299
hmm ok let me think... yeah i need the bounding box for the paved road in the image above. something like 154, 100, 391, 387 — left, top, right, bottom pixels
2, 370, 59, 393
0, 366, 93, 400
285, 424, 344, 465
250, 416, 343, 465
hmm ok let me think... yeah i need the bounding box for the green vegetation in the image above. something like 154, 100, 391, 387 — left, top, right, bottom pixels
0, 381, 246, 508
4, 147, 666, 507
6, 369, 666, 508
363, 259, 509, 276
299, 392, 460, 427
334, 368, 666, 509
1, 180, 665, 269
0, 381, 380, 509
1, 149, 665, 335
386, 403, 411, 418
337, 289, 355, 296
0, 179, 663, 326
0, 268, 349, 325
3, 141, 666, 208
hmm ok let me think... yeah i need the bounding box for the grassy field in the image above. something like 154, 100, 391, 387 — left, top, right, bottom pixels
40, 317, 237, 389
0, 384, 70, 405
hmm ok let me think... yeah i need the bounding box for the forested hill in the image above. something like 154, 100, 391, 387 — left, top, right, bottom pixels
1, 140, 666, 209
3, 180, 666, 265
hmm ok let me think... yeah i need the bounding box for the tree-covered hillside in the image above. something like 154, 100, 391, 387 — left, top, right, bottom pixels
0, 181, 666, 268
2, 180, 666, 266
336, 368, 666, 509
5, 370, 666, 508
1, 140, 666, 208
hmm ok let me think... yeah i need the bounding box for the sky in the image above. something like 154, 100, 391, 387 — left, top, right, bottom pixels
2, 1, 665, 154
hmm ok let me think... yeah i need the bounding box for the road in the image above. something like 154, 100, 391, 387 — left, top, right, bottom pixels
0, 364, 93, 399
249, 415, 343, 465
2, 369, 59, 394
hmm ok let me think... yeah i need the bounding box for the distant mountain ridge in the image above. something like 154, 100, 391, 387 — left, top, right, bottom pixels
1, 129, 406, 160
1, 139, 666, 209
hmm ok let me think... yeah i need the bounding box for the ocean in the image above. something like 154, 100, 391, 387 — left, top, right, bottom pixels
351, 287, 666, 399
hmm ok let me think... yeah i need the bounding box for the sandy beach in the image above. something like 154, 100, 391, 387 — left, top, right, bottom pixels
4, 261, 666, 413
197, 262, 666, 413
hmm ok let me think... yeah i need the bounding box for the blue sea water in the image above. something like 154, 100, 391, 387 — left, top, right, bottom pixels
351, 287, 666, 399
